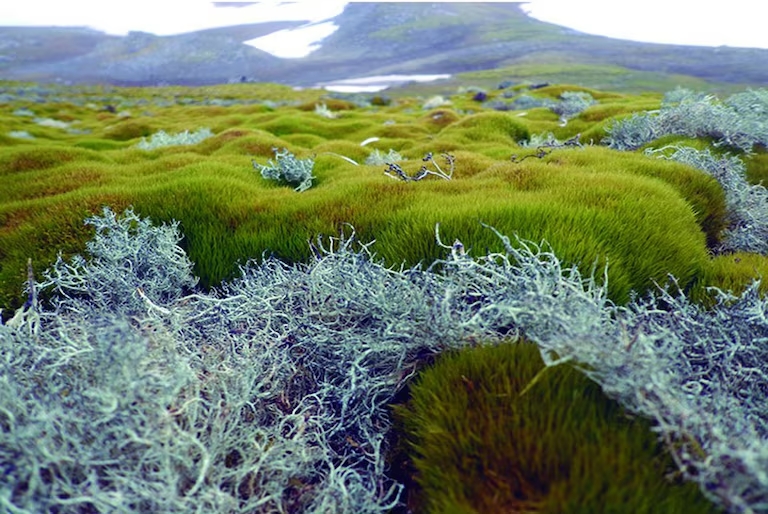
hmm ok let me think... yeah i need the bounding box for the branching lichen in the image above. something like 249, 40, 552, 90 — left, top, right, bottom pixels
136, 127, 213, 150
384, 152, 455, 181
253, 148, 316, 192
1, 208, 767, 513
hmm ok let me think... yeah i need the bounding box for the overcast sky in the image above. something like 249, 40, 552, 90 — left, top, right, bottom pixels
1, 1, 767, 58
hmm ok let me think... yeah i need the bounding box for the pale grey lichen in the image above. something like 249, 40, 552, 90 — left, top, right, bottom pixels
136, 127, 213, 150
253, 148, 316, 192
1, 208, 766, 513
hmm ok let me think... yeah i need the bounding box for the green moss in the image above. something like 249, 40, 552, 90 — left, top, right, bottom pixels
73, 138, 128, 151
373, 122, 432, 141
446, 63, 731, 96
281, 132, 327, 149
745, 150, 768, 185
390, 340, 722, 514
527, 83, 619, 101
0, 145, 111, 174
550, 146, 728, 249
438, 111, 530, 145
0, 162, 108, 204
419, 109, 462, 131
210, 130, 292, 158
0, 78, 756, 316
259, 114, 374, 141
101, 119, 155, 141
0, 124, 717, 308
0, 193, 133, 314
296, 98, 358, 112
367, 170, 709, 303
579, 98, 661, 123
691, 252, 768, 306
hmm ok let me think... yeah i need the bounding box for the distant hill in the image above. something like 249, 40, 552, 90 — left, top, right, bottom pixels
0, 22, 304, 86
289, 3, 768, 88
1, 3, 767, 90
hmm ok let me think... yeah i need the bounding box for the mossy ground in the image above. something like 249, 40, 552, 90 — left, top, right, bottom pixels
387, 64, 747, 99
1, 79, 765, 511
388, 340, 722, 513
1, 81, 746, 311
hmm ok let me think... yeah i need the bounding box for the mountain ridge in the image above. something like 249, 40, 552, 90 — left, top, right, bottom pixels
1, 3, 766, 90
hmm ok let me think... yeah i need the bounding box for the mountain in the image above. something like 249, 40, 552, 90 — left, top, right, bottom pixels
288, 3, 768, 87
1, 3, 767, 89
0, 21, 304, 86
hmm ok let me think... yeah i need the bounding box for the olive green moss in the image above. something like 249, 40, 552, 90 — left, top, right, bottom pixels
402, 63, 740, 97
296, 98, 358, 112
0, 79, 754, 317
389, 340, 722, 514
691, 252, 768, 307
439, 111, 530, 145
101, 119, 156, 141
745, 150, 768, 185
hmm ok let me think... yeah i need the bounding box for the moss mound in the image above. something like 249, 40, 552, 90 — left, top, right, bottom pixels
391, 340, 722, 513
0, 80, 744, 314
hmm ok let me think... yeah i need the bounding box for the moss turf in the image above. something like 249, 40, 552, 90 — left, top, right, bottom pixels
1, 78, 765, 512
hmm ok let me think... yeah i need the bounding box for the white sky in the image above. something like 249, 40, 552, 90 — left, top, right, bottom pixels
1, 1, 767, 58
522, 1, 768, 49
0, 1, 348, 37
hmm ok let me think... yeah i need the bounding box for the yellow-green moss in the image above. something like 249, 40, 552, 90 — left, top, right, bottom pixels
390, 340, 722, 514
439, 111, 530, 145
0, 79, 758, 317
690, 252, 768, 306
101, 119, 155, 141
745, 150, 768, 185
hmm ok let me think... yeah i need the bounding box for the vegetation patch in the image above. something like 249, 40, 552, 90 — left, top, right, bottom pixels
391, 340, 721, 513
1, 79, 767, 513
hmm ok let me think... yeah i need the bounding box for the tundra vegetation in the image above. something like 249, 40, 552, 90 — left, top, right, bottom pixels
1, 79, 767, 513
